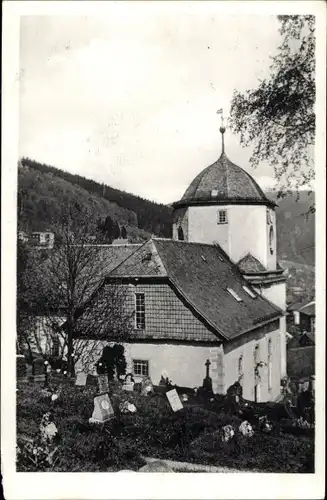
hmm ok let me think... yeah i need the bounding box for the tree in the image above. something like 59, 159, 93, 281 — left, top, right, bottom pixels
33, 206, 133, 376
229, 15, 315, 201
121, 226, 127, 239
16, 239, 38, 357
96, 215, 120, 243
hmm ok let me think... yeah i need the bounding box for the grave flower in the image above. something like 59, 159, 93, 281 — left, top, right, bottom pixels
239, 420, 254, 437
258, 416, 273, 433
119, 401, 137, 414
181, 394, 188, 402
221, 425, 234, 442
40, 413, 58, 444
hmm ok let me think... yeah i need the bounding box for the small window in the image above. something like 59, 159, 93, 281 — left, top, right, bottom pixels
268, 338, 272, 356
243, 285, 256, 298
177, 226, 184, 241
133, 359, 149, 377
135, 293, 145, 329
227, 287, 243, 302
217, 209, 228, 225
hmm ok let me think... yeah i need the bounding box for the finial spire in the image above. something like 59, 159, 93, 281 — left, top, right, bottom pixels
217, 108, 226, 154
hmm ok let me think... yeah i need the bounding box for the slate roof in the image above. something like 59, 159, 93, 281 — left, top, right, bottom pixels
173, 153, 276, 209
108, 238, 282, 341
288, 300, 315, 316
237, 253, 267, 274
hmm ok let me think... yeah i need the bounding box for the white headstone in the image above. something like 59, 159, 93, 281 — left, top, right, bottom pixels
166, 389, 183, 412
90, 394, 115, 423
75, 371, 87, 386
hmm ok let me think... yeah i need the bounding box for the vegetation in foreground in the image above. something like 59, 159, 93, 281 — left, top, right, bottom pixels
16, 378, 314, 473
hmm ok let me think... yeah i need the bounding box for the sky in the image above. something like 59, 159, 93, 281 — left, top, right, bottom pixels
19, 8, 283, 204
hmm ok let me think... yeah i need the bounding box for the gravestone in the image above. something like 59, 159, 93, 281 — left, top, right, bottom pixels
90, 394, 115, 423
166, 389, 183, 412
122, 373, 135, 392
75, 371, 87, 387
97, 374, 109, 394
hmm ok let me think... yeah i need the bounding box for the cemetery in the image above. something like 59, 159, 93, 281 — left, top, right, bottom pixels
16, 351, 314, 473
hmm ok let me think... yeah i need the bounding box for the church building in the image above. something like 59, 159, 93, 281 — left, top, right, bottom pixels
76, 125, 287, 402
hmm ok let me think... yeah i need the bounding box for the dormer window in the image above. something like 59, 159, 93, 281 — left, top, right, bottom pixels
217, 209, 228, 225
227, 287, 242, 302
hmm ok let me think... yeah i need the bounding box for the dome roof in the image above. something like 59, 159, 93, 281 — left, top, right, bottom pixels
173, 152, 275, 209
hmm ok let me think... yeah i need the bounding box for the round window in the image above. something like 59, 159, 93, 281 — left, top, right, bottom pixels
269, 226, 274, 255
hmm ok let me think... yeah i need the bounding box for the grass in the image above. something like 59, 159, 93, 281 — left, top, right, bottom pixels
16, 377, 314, 473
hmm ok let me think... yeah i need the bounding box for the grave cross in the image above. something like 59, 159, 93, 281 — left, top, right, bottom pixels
205, 359, 211, 378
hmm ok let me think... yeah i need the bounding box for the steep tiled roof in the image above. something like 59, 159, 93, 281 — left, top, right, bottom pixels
237, 253, 267, 274
173, 153, 275, 209
109, 239, 282, 340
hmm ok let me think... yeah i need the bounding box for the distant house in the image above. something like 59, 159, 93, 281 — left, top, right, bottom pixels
287, 300, 315, 334
30, 231, 55, 249
287, 331, 315, 380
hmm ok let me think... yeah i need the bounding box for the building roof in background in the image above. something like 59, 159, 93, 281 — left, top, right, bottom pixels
108, 238, 282, 341
173, 153, 276, 209
288, 300, 315, 316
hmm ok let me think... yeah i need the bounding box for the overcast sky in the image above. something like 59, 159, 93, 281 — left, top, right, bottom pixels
19, 8, 283, 204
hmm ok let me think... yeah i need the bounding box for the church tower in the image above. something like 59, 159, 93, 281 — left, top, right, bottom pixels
172, 115, 287, 377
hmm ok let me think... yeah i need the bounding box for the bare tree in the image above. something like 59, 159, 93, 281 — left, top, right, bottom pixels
32, 205, 133, 376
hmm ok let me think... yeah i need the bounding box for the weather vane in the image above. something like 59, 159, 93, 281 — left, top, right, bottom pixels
216, 108, 226, 153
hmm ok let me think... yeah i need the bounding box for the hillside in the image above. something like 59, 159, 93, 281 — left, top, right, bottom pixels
19, 158, 173, 238
18, 162, 150, 242
267, 191, 315, 267
18, 159, 315, 267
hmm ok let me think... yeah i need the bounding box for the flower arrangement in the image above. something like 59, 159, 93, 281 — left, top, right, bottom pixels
221, 425, 235, 443
239, 420, 254, 437
17, 413, 60, 471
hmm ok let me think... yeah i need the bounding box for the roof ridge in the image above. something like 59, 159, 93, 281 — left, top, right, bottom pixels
106, 239, 149, 276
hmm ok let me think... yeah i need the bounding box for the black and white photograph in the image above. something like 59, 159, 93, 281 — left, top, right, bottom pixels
1, 1, 325, 499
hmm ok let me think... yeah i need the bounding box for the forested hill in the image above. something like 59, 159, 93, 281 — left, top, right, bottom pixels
267, 191, 315, 268
19, 158, 173, 238
18, 158, 314, 267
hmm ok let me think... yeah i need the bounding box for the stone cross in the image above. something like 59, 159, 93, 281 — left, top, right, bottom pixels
205, 359, 211, 378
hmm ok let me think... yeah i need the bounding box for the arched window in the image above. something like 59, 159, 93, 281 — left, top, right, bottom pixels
269, 226, 274, 255
238, 355, 244, 386
268, 339, 272, 393
177, 226, 184, 241
254, 344, 260, 402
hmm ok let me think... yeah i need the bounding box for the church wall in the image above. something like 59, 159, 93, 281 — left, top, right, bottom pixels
186, 204, 273, 268
187, 205, 229, 251
266, 208, 277, 270
122, 342, 221, 389
228, 205, 268, 266
254, 281, 286, 311
223, 320, 281, 402
254, 281, 287, 378
172, 207, 189, 241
